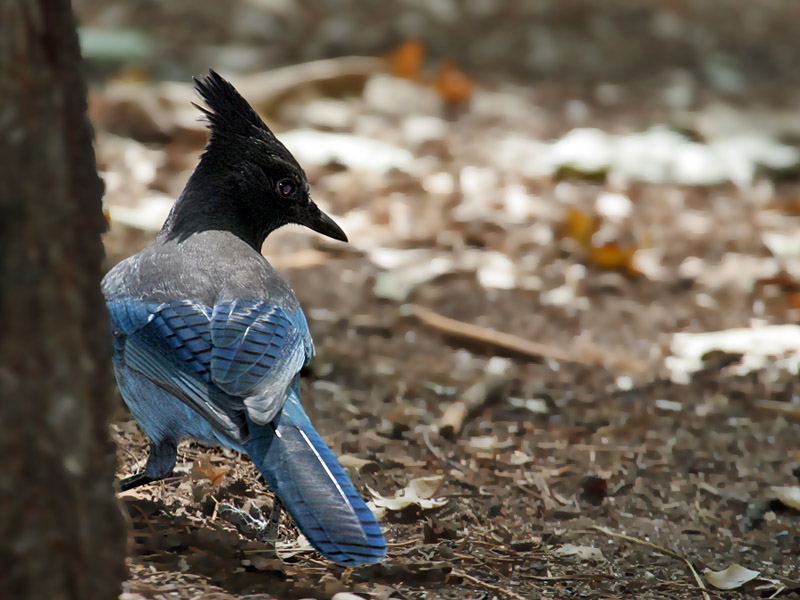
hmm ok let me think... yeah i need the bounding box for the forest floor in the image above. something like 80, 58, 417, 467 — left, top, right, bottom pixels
97, 60, 800, 600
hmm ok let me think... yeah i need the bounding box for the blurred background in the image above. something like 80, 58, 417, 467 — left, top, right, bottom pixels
76, 1, 800, 598
76, 0, 800, 90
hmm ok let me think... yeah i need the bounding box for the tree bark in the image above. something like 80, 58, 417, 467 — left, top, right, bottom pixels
0, 1, 126, 598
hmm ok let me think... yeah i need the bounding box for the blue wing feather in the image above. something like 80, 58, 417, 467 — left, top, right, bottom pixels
108, 297, 386, 565
107, 298, 312, 440
246, 385, 386, 565
210, 301, 290, 386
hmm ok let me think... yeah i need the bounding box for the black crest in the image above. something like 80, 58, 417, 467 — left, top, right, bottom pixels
192, 70, 294, 161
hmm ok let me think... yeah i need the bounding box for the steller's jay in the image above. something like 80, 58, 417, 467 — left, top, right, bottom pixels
102, 71, 386, 565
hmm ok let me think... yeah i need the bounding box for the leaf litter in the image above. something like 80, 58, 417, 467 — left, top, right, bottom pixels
94, 38, 800, 600
367, 476, 448, 519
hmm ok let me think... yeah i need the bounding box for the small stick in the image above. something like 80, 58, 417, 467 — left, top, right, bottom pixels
438, 401, 468, 437
753, 399, 800, 419
592, 525, 711, 600
439, 373, 507, 437
402, 304, 646, 372
522, 573, 614, 582
537, 442, 646, 453
452, 570, 529, 600
402, 304, 576, 364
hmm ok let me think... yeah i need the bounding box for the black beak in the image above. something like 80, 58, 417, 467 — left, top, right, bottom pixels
303, 203, 348, 242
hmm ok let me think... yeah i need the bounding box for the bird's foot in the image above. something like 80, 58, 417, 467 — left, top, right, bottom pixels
219, 498, 282, 544
118, 472, 155, 492
219, 502, 267, 539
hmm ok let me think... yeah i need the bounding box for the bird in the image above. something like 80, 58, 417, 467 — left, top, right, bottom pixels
102, 70, 386, 566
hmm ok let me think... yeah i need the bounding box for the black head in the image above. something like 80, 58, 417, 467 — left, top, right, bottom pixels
163, 70, 346, 248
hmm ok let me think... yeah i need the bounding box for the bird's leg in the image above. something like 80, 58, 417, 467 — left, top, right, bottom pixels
117, 439, 177, 492
263, 496, 283, 541
118, 471, 154, 492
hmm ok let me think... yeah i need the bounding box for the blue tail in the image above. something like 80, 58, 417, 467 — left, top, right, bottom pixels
243, 387, 386, 565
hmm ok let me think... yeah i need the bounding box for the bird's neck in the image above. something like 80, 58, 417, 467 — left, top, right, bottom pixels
160, 165, 273, 251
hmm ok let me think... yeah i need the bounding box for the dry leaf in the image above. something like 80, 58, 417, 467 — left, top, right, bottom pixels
191, 456, 228, 487
281, 129, 414, 174
338, 454, 379, 473
504, 126, 799, 186
368, 476, 447, 516
389, 39, 425, 79
508, 397, 549, 414
596, 191, 632, 220
667, 325, 800, 384
756, 271, 800, 292
553, 544, 605, 561
786, 292, 800, 310
772, 486, 800, 511
703, 564, 760, 590
406, 476, 444, 499
434, 60, 473, 105
560, 207, 597, 246
559, 208, 642, 275
331, 593, 367, 600
466, 435, 515, 453
589, 241, 640, 274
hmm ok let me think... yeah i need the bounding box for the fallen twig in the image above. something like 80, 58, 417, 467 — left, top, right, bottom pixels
401, 304, 646, 372
537, 442, 646, 453
402, 304, 576, 363
230, 56, 386, 115
439, 370, 508, 437
753, 399, 800, 419
452, 570, 529, 600
592, 525, 711, 600
522, 573, 614, 582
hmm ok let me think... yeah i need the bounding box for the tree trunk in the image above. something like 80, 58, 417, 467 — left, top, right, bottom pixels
0, 1, 126, 598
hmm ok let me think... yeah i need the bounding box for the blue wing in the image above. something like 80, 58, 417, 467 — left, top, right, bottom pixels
246, 385, 387, 565
108, 298, 313, 442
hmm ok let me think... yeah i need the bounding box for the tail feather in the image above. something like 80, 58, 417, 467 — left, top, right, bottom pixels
244, 389, 386, 565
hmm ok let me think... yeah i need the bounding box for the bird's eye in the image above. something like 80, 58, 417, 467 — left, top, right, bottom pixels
277, 179, 295, 197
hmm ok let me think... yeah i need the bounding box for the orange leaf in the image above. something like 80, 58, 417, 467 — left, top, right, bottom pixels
191, 456, 228, 487
787, 292, 800, 310
589, 242, 639, 274
434, 60, 473, 105
560, 208, 598, 247
767, 196, 800, 217
757, 271, 800, 292
389, 39, 425, 79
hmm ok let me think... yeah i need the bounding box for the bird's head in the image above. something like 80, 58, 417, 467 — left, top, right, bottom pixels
178, 70, 347, 246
